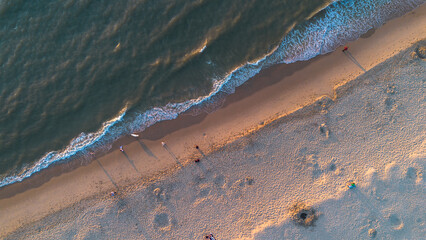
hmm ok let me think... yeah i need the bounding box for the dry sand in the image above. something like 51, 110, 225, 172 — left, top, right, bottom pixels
1, 4, 425, 240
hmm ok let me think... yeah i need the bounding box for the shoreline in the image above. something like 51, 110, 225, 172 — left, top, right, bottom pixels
1, 3, 425, 237
0, 34, 323, 201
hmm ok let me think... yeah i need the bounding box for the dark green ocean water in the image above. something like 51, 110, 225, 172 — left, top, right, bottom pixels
0, 0, 423, 187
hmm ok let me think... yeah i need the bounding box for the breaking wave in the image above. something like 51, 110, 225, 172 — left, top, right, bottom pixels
1, 0, 423, 188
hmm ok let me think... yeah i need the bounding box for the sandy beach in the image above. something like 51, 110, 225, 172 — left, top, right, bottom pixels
1, 3, 425, 239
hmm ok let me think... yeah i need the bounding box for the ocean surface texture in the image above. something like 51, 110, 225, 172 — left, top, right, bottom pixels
0, 0, 423, 187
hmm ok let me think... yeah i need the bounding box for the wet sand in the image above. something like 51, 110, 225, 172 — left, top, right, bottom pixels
1, 3, 425, 239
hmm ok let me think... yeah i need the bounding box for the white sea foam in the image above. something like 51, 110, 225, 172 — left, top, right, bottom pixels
1, 0, 423, 189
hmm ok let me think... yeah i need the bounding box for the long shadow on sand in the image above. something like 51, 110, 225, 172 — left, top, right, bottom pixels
121, 152, 140, 174
137, 139, 158, 159
344, 51, 366, 72
0, 51, 321, 199
196, 147, 206, 157
96, 159, 119, 191
161, 143, 183, 168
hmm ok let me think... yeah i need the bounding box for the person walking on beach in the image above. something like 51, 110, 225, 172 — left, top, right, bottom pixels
342, 46, 348, 52
205, 233, 216, 240
119, 146, 124, 152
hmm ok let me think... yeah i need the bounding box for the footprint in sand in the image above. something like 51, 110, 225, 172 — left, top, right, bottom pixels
311, 162, 323, 178
405, 167, 418, 179
77, 224, 106, 239
213, 174, 226, 188
404, 167, 423, 184
384, 162, 400, 180
296, 150, 334, 179
153, 187, 168, 201
192, 186, 211, 206
414, 46, 426, 59
387, 213, 404, 231
319, 123, 330, 138
191, 173, 220, 205
382, 84, 398, 111
193, 173, 208, 185
364, 101, 375, 113
385, 84, 397, 95
328, 162, 336, 172
194, 173, 227, 194
384, 97, 397, 111
153, 211, 176, 232
198, 186, 212, 198
304, 154, 325, 179
383, 162, 424, 183
363, 162, 425, 234
232, 177, 255, 188
228, 177, 255, 198
154, 213, 170, 228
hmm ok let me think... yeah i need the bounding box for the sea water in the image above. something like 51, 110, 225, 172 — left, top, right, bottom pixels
0, 0, 423, 187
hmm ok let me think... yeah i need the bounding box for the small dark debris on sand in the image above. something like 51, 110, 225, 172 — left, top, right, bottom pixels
245, 177, 254, 185
289, 202, 318, 227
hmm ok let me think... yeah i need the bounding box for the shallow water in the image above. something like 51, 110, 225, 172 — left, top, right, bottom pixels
0, 0, 423, 187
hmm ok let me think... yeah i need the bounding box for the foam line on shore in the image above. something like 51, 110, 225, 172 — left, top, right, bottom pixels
0, 3, 425, 237
1, 0, 423, 189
